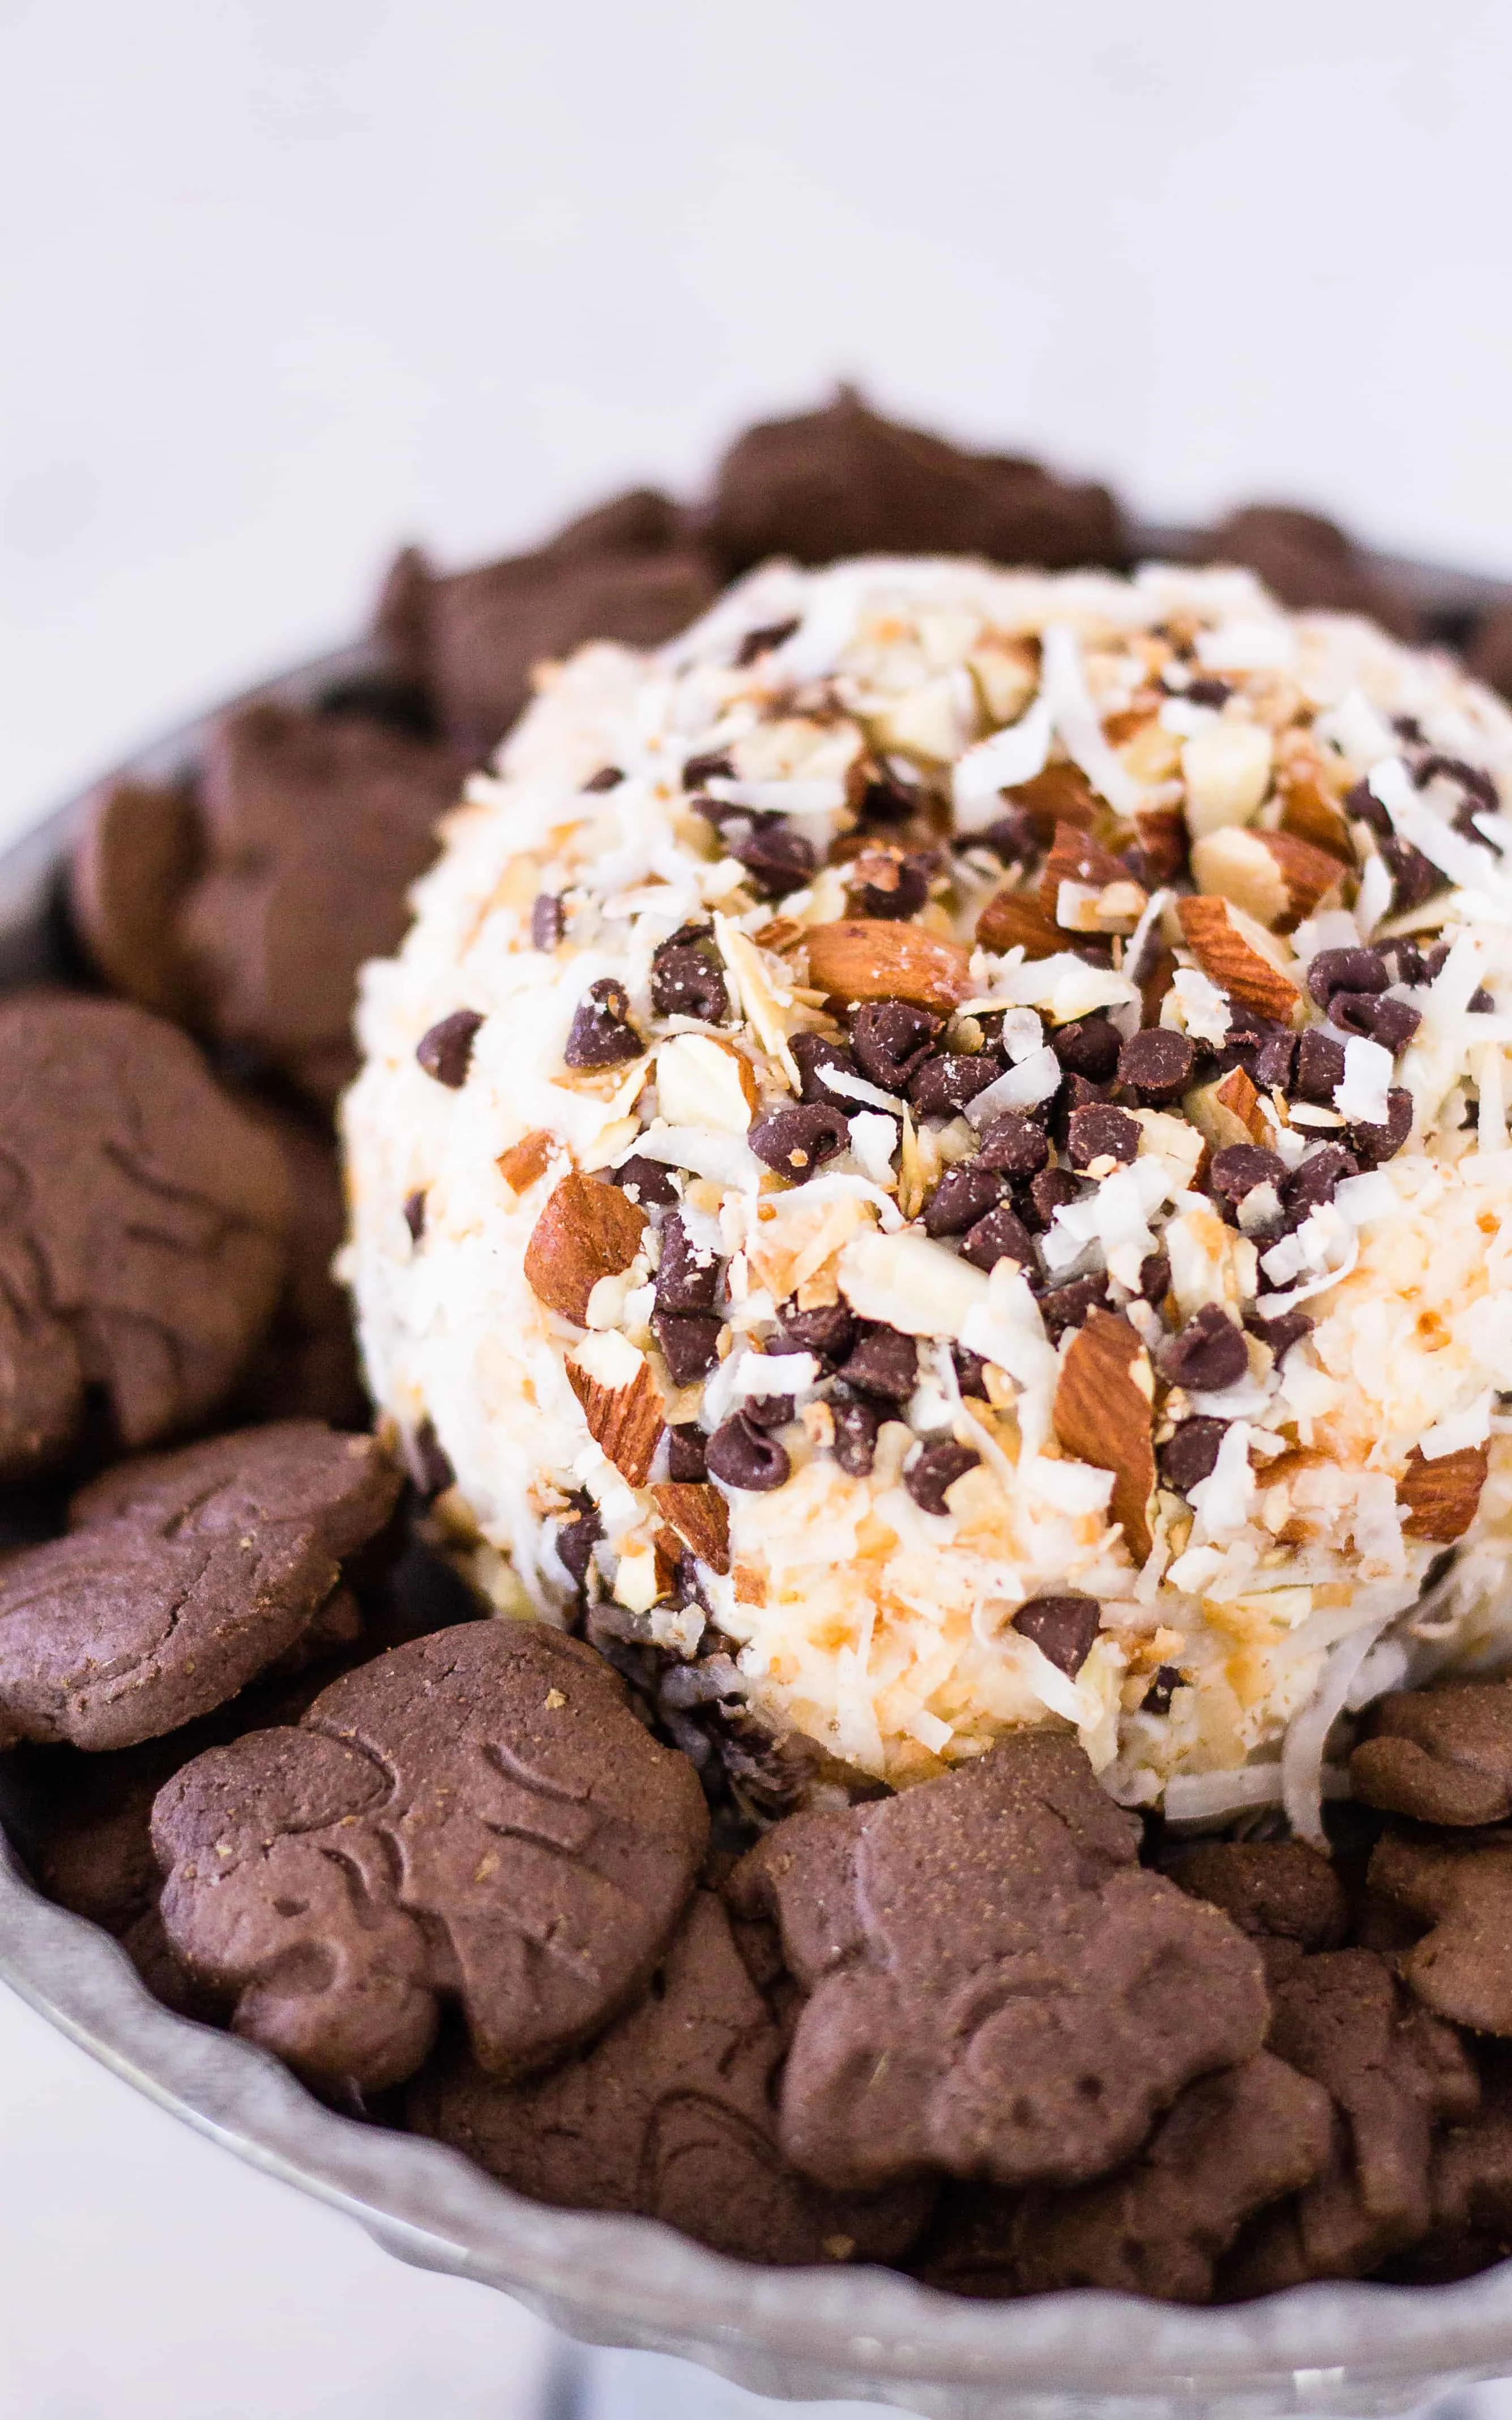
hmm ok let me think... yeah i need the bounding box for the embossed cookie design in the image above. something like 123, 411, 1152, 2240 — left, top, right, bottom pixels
152, 1622, 709, 2092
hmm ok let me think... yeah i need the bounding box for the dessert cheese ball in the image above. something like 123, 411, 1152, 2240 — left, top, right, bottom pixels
340, 555, 1512, 1840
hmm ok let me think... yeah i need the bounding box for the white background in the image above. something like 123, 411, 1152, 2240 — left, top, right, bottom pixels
3, 3, 1512, 2413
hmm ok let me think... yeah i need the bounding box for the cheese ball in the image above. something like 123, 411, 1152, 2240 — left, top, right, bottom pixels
340, 557, 1512, 1838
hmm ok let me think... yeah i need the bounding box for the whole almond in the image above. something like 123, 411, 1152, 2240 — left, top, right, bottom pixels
805, 920, 972, 1012
524, 1172, 647, 1324
651, 1479, 732, 1575
1176, 894, 1302, 1026
1053, 1310, 1157, 1563
1399, 1443, 1488, 1541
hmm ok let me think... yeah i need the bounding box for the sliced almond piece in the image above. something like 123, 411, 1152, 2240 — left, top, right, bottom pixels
566, 1332, 663, 1487
976, 884, 1065, 958
1053, 1310, 1157, 1563
496, 1127, 557, 1196
1399, 1443, 1488, 1541
805, 920, 972, 1012
1176, 894, 1302, 1026
656, 1032, 757, 1133
1181, 719, 1274, 837
524, 1172, 647, 1324
651, 1480, 732, 1575
836, 1229, 990, 1338
1184, 1065, 1268, 1152
1190, 826, 1343, 932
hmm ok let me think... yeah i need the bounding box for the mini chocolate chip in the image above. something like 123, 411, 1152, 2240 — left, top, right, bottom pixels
831, 1394, 880, 1476
851, 999, 942, 1090
1025, 1166, 1083, 1231
416, 1008, 484, 1089
1348, 1085, 1413, 1169
1158, 1305, 1249, 1392
655, 1213, 721, 1313
1184, 678, 1233, 708
403, 1188, 426, 1242
1049, 1074, 1103, 1148
972, 808, 1038, 865
1038, 1275, 1109, 1338
1344, 778, 1389, 837
904, 1439, 980, 1515
411, 1417, 455, 1498
652, 1310, 723, 1386
706, 1412, 791, 1491
1210, 1144, 1287, 1207
1471, 985, 1496, 1013
778, 1302, 855, 1366
834, 1322, 917, 1404
847, 855, 930, 921
743, 1392, 794, 1430
1250, 1032, 1297, 1093
1330, 992, 1422, 1051
1306, 948, 1389, 1009
682, 750, 734, 790
789, 1031, 861, 1106
750, 1104, 849, 1182
731, 820, 817, 901
531, 893, 565, 949
909, 1053, 1002, 1118
1159, 1416, 1227, 1494
1141, 1665, 1185, 1715
855, 770, 917, 826
1051, 1015, 1122, 1083
1011, 1594, 1101, 1677
555, 1491, 603, 1592
582, 765, 623, 793
960, 1203, 1037, 1273
564, 978, 643, 1068
1066, 1104, 1142, 1171
734, 619, 800, 667
667, 1424, 708, 1482
1293, 1027, 1346, 1105
1116, 1025, 1195, 1105
1246, 1307, 1314, 1362
1137, 1248, 1171, 1304
650, 940, 729, 1024
924, 1160, 1005, 1238
1280, 1143, 1359, 1224
1416, 752, 1500, 813
611, 1154, 679, 1209
952, 1344, 989, 1398
1383, 833, 1441, 910
975, 1113, 1051, 1178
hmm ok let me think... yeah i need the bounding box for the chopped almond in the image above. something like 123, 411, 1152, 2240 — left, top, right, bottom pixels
976, 883, 1065, 958
524, 1172, 647, 1324
805, 920, 972, 1012
1004, 761, 1100, 839
1176, 894, 1302, 1025
1181, 720, 1274, 836
496, 1127, 556, 1196
656, 1032, 757, 1132
1399, 1444, 1488, 1541
1190, 825, 1343, 932
651, 1480, 732, 1574
1185, 1065, 1270, 1152
1053, 1310, 1157, 1563
566, 1336, 663, 1487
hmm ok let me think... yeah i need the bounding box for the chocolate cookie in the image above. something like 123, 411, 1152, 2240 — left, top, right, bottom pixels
1222, 1949, 1478, 2293
1169, 1839, 1348, 1984
69, 777, 200, 1020
235, 1113, 368, 1429
708, 388, 1125, 576
0, 994, 289, 1476
153, 1621, 709, 2093
0, 1421, 399, 1752
727, 1735, 1268, 2194
1351, 1679, 1512, 1828
376, 491, 720, 757
930, 2053, 1332, 2305
1468, 602, 1512, 706
176, 704, 472, 1105
1201, 504, 1414, 635
410, 1890, 932, 2267
1368, 1829, 1512, 2037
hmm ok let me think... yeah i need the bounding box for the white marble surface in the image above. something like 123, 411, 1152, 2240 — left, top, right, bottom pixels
3, 2, 1512, 2413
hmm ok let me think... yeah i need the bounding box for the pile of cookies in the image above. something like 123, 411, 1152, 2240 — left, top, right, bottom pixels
2, 390, 1512, 2306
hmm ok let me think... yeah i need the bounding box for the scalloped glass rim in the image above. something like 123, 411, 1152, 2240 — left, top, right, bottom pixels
3, 560, 1512, 2417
